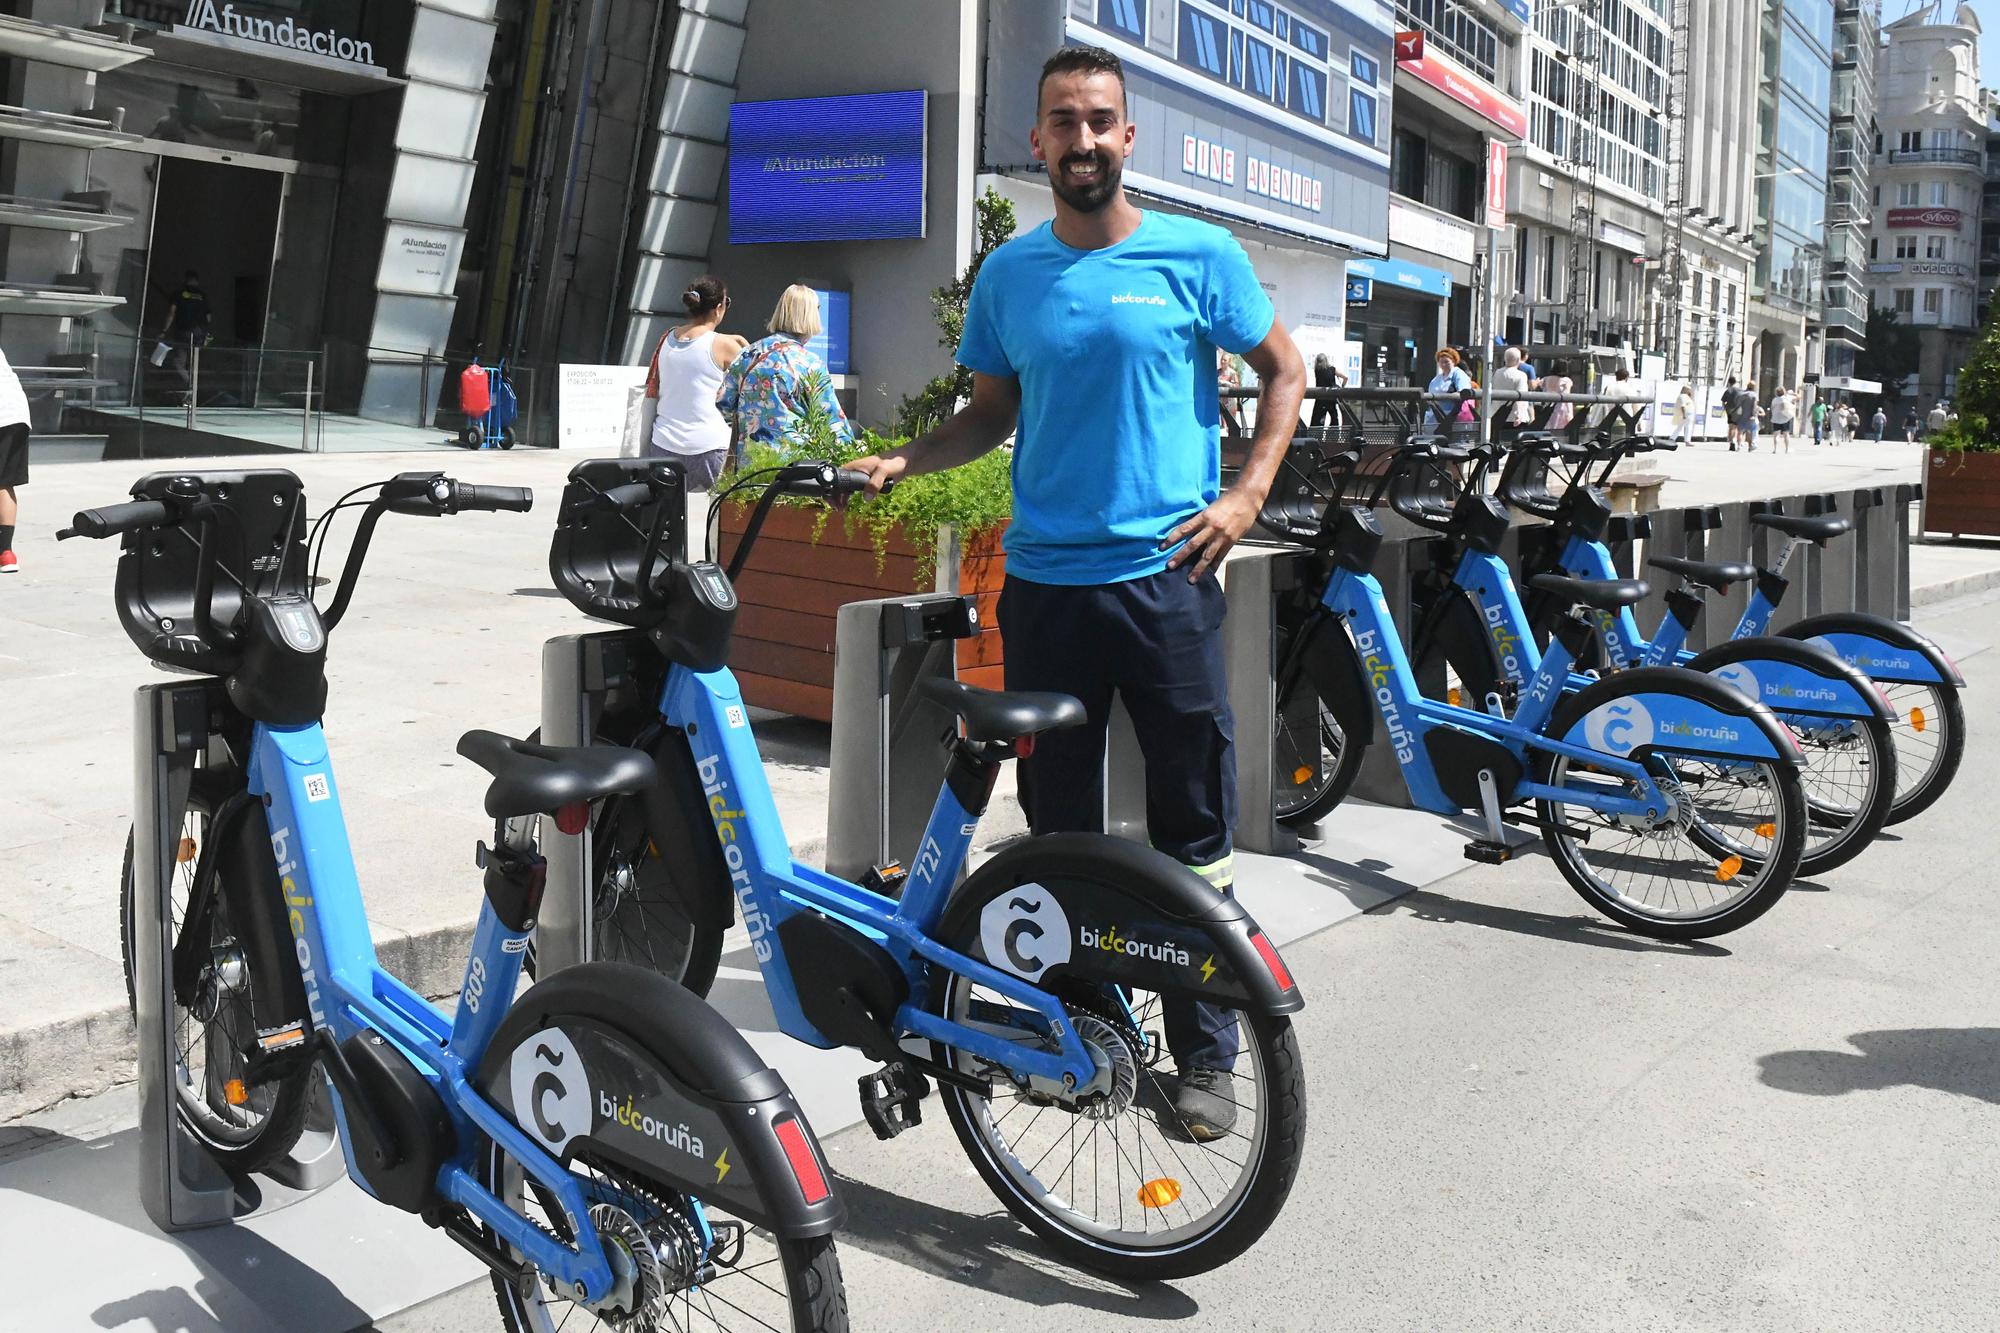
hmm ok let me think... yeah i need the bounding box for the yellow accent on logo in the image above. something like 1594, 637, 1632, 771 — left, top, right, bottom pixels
1200, 955, 1216, 984
714, 1148, 731, 1185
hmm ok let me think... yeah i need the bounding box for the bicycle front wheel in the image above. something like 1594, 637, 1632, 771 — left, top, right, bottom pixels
1879, 680, 1965, 824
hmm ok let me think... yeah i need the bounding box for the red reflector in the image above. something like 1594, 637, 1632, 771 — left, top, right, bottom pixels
772, 1114, 830, 1205
554, 803, 589, 836
1250, 931, 1294, 992
1017, 733, 1037, 758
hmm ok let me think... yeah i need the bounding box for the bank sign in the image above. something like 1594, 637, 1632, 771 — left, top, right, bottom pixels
179, 0, 377, 65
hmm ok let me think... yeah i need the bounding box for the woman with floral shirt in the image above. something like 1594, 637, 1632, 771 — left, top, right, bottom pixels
717, 285, 854, 457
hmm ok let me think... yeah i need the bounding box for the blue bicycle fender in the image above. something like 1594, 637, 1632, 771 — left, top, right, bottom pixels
474, 963, 842, 1239
1778, 612, 1963, 687
1682, 637, 1893, 722
935, 834, 1304, 1016
1551, 667, 1803, 764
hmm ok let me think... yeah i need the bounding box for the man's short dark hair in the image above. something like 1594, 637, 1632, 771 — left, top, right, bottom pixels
1038, 46, 1126, 115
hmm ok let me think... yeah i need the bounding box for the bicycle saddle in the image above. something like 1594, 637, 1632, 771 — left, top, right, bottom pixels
1750, 511, 1850, 541
456, 730, 658, 819
1647, 555, 1755, 592
917, 678, 1087, 743
1528, 572, 1651, 611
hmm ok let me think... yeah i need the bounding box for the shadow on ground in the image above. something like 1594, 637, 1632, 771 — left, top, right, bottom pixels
1758, 1028, 2000, 1103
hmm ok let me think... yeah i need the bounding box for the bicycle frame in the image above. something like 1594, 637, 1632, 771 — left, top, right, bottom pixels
658, 665, 1100, 1089
247, 722, 618, 1298
1314, 562, 1665, 820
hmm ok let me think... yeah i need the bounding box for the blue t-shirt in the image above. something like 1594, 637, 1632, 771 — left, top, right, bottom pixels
955, 212, 1275, 585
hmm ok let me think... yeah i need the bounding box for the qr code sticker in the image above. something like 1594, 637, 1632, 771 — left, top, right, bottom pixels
304, 774, 331, 803
726, 706, 747, 729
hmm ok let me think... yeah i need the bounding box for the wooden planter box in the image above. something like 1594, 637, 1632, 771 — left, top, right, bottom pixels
1924, 448, 2000, 538
719, 505, 1007, 721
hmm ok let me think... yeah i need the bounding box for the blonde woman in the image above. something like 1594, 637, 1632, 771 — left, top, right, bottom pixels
718, 284, 854, 456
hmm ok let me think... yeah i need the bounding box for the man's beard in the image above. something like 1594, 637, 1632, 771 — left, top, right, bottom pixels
1051, 150, 1121, 213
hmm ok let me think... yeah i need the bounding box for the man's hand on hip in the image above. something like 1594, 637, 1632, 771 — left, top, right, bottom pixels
1163, 488, 1262, 582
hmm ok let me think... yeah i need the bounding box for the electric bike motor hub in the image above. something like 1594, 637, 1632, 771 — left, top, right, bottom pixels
578, 1197, 704, 1330
1070, 1012, 1142, 1121
1609, 763, 1690, 837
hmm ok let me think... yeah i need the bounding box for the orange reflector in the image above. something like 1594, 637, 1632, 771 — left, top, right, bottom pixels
176, 838, 198, 864
1716, 856, 1743, 883
1292, 766, 1313, 785
1911, 707, 1927, 734
1755, 823, 1776, 840
1137, 1178, 1182, 1209
223, 1079, 249, 1107
1447, 687, 1462, 707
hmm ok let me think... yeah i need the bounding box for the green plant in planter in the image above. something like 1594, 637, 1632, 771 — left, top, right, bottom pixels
725, 375, 1010, 587
1931, 305, 2000, 453
895, 188, 1018, 437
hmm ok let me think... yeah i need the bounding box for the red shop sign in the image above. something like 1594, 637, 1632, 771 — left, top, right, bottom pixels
1887, 207, 1962, 229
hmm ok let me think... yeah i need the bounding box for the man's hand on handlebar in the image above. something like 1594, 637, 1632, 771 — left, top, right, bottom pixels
843, 453, 907, 498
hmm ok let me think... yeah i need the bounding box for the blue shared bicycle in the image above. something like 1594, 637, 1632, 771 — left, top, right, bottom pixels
541, 455, 1308, 1279
73, 469, 847, 1331
1343, 433, 1898, 878
1256, 448, 1812, 938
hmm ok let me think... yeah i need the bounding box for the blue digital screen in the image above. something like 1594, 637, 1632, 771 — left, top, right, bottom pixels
728, 90, 927, 244
807, 289, 851, 375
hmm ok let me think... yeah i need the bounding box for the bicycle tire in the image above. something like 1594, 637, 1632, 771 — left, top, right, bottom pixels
1531, 676, 1807, 939
1880, 680, 1965, 825
1789, 712, 1895, 877
482, 1142, 848, 1332
119, 781, 313, 1174
1272, 670, 1364, 826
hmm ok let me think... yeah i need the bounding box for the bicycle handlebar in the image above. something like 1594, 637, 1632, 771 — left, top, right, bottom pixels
59, 498, 173, 541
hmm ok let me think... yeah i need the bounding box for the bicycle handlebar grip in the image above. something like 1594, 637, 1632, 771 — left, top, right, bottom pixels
831, 468, 877, 497
457, 484, 534, 514
63, 498, 171, 540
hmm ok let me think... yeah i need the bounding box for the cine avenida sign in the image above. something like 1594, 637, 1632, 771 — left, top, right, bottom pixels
181, 0, 377, 66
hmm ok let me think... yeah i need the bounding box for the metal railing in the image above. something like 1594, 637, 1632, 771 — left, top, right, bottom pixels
1888, 147, 1982, 167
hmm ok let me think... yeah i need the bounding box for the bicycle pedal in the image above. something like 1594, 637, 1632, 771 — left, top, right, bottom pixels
857, 1064, 926, 1141
246, 1022, 313, 1080
1463, 839, 1514, 865
858, 861, 908, 900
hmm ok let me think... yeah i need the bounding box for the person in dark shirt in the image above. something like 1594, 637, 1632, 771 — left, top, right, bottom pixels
156, 270, 211, 393
1309, 352, 1347, 435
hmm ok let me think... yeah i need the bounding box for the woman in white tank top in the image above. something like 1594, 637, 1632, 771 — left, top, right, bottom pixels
644, 274, 747, 490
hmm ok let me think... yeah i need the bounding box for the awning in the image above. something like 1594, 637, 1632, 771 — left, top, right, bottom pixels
1346, 255, 1454, 298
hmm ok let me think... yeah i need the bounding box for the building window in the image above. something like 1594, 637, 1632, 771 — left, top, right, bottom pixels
1352, 49, 1379, 88
1926, 234, 1948, 259
1245, 0, 1276, 31
1098, 0, 1145, 44
1896, 182, 1919, 206
1931, 181, 1950, 206
1349, 87, 1378, 145
1179, 4, 1226, 78
1894, 287, 1915, 314
1923, 288, 1943, 314
1869, 238, 1878, 259
1290, 60, 1327, 121
1896, 236, 1918, 259
1290, 18, 1326, 60
1244, 35, 1275, 97
1899, 130, 1921, 152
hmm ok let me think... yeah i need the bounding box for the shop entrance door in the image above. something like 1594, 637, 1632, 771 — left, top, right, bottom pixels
146, 157, 283, 351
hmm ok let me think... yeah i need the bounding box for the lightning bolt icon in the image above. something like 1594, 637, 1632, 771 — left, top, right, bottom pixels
1200, 955, 1216, 984
714, 1148, 731, 1185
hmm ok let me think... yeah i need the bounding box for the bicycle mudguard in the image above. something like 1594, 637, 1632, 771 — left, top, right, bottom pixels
1682, 637, 1894, 722
935, 834, 1304, 1016
1546, 667, 1805, 766
1777, 612, 1963, 688
474, 963, 842, 1239
1291, 610, 1374, 749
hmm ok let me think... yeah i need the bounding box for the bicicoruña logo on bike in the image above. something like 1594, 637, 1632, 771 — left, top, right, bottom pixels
1582, 699, 1655, 755
980, 883, 1071, 981
510, 1027, 592, 1156
697, 751, 774, 963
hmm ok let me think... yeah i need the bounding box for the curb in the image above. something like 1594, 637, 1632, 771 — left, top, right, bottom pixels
1911, 568, 2000, 609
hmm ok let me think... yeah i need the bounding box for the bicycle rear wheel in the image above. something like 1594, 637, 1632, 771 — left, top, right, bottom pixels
483, 1144, 847, 1332
1788, 713, 1895, 877
1534, 746, 1804, 938
1878, 680, 1964, 824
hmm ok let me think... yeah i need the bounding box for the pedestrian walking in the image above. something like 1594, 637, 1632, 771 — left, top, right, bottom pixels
846, 44, 1306, 1139
1544, 360, 1577, 435
1672, 383, 1696, 446
1734, 386, 1762, 451
1903, 407, 1920, 443
0, 343, 27, 574
718, 284, 855, 456
1811, 397, 1827, 445
1494, 346, 1534, 438
1928, 401, 1949, 438
1308, 351, 1347, 436
1219, 348, 1243, 437
639, 273, 747, 491
1720, 377, 1742, 449
1770, 387, 1796, 452
1425, 346, 1472, 434
1871, 405, 1887, 442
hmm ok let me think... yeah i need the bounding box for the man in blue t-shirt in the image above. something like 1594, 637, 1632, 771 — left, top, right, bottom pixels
850, 46, 1305, 1141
